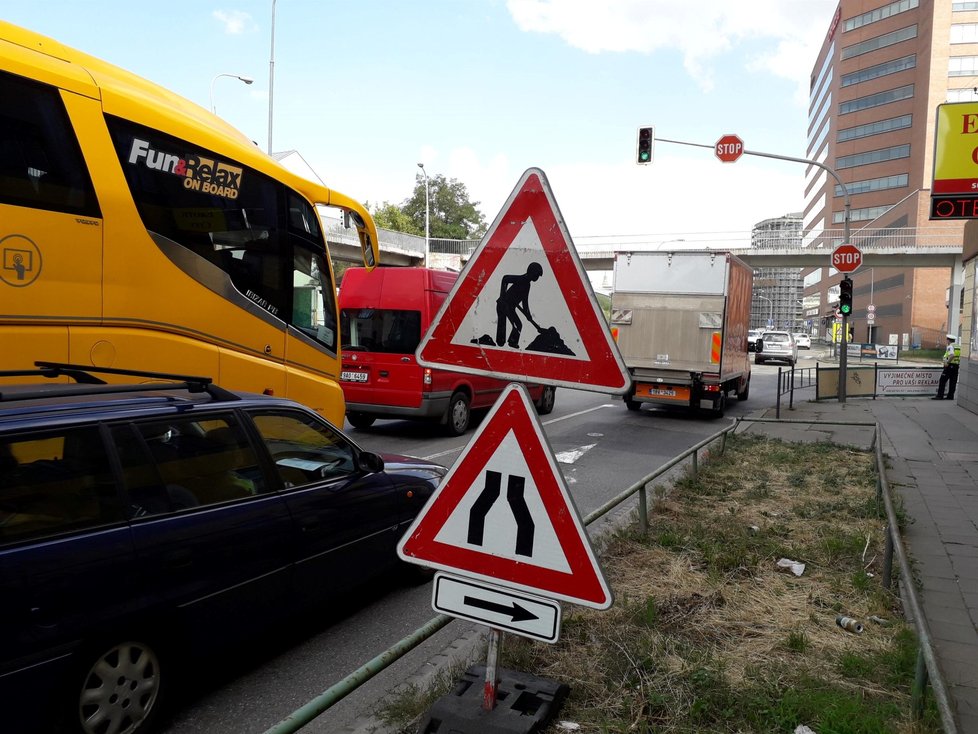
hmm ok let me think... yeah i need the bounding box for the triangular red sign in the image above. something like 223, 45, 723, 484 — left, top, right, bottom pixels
397, 384, 612, 610
416, 168, 628, 394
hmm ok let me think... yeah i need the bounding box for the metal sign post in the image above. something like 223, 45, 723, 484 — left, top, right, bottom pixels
484, 628, 502, 711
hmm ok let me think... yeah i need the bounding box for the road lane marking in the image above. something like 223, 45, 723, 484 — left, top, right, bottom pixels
422, 403, 614, 461
555, 444, 596, 464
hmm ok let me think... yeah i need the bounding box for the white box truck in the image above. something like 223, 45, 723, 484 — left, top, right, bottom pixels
610, 250, 752, 417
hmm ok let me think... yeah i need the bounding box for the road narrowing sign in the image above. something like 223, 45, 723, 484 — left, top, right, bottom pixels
415, 167, 629, 394
397, 383, 612, 609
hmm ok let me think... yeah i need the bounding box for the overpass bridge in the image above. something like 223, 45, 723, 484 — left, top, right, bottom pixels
326, 224, 965, 272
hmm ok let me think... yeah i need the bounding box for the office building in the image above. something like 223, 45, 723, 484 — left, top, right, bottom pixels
803, 0, 965, 349
751, 213, 805, 332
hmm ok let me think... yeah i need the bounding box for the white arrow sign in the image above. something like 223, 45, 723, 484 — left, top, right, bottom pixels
432, 573, 562, 643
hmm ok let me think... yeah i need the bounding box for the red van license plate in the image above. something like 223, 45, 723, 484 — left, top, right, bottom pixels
341, 371, 368, 383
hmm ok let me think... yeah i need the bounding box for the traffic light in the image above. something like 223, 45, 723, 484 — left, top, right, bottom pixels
636, 126, 654, 165
839, 277, 853, 316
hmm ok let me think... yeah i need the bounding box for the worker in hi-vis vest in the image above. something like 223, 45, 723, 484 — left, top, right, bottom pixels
934, 334, 961, 400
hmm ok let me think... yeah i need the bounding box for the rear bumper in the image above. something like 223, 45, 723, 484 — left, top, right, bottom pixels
346, 392, 451, 420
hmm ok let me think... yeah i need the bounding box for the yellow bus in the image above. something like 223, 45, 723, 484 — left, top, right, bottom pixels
0, 21, 379, 426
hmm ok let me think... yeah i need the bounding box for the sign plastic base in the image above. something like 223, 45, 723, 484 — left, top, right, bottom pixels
418, 664, 569, 734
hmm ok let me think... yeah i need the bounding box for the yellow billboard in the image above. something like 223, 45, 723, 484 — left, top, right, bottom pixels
932, 102, 978, 219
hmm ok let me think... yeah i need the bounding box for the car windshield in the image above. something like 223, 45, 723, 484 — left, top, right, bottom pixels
764, 333, 790, 343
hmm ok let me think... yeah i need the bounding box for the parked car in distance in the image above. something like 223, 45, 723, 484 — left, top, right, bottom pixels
793, 333, 812, 349
755, 331, 798, 366
747, 329, 764, 353
0, 363, 445, 734
339, 267, 556, 435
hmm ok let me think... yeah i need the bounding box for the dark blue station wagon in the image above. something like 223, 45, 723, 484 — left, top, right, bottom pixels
0, 363, 444, 734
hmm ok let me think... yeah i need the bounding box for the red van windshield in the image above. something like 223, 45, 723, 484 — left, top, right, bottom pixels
340, 309, 421, 354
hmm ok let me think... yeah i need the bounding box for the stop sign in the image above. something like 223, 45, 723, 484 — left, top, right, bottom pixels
715, 134, 744, 163
831, 243, 862, 273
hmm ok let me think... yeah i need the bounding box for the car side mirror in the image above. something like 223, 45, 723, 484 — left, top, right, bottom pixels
358, 451, 384, 474
755, 339, 763, 352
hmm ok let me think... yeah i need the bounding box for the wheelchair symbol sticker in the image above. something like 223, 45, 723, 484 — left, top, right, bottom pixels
0, 234, 42, 287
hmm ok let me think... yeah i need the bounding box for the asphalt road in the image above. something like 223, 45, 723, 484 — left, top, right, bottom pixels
158, 351, 824, 734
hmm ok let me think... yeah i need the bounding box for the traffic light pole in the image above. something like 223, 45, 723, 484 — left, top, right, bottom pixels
839, 304, 849, 404
656, 136, 852, 403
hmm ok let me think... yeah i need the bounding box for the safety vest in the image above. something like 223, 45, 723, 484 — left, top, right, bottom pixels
945, 344, 961, 365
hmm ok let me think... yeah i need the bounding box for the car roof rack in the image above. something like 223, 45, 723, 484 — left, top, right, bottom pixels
0, 362, 241, 404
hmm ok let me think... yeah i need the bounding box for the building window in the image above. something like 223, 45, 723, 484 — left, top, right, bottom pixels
841, 55, 915, 87
841, 25, 917, 59
840, 85, 914, 114
836, 145, 910, 170
954, 2, 978, 10
951, 23, 978, 43
844, 0, 918, 32
950, 56, 978, 76
834, 174, 908, 197
833, 205, 898, 224
948, 88, 978, 102
838, 114, 912, 143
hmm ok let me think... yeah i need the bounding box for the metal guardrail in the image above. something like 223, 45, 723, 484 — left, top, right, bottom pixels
264, 417, 957, 734
774, 363, 818, 418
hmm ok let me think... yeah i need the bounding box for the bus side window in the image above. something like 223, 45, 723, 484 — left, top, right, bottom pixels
0, 70, 100, 217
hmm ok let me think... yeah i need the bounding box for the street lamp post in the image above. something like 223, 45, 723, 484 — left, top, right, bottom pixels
267, 0, 277, 154
417, 163, 429, 267
757, 293, 773, 329
210, 73, 253, 114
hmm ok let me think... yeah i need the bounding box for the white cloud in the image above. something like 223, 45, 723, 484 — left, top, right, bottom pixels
212, 9, 257, 35
507, 0, 836, 98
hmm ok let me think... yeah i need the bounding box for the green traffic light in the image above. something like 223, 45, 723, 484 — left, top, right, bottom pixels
639, 151, 650, 162
840, 304, 851, 315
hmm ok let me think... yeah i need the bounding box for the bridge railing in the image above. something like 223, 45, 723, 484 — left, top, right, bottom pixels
346, 225, 966, 265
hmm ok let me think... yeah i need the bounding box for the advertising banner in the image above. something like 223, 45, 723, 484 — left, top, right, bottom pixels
876, 368, 942, 396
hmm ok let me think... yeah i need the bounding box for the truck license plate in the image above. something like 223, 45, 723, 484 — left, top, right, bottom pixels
649, 388, 677, 397
341, 371, 368, 382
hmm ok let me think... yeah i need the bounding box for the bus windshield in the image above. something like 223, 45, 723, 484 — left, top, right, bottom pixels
107, 117, 339, 352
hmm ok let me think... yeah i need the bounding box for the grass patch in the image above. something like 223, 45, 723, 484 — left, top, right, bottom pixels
486, 433, 941, 733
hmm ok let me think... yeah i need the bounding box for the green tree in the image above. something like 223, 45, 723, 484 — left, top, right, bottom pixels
402, 174, 488, 240
368, 201, 422, 235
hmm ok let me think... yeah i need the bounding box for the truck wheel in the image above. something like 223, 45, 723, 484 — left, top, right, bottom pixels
737, 379, 750, 401
347, 412, 376, 429
711, 393, 726, 418
535, 386, 557, 415
624, 397, 640, 411
444, 392, 471, 436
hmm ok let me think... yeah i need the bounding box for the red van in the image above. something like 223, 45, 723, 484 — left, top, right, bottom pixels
338, 267, 556, 435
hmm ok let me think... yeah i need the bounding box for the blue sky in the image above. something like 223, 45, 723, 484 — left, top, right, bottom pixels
3, 1, 837, 245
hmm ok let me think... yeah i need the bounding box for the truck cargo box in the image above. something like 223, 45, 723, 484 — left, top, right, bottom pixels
610, 251, 752, 416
